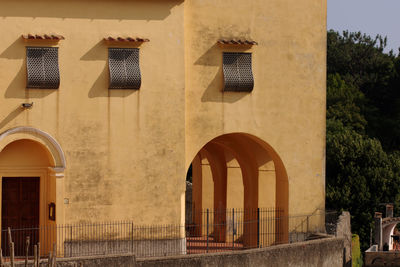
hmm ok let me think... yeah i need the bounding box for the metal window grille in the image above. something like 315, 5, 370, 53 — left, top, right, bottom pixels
26, 47, 60, 89
108, 48, 141, 89
223, 52, 254, 92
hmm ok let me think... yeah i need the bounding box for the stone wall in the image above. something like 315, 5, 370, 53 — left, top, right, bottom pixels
136, 237, 344, 267
9, 237, 344, 267
365, 245, 400, 267
12, 254, 136, 267
63, 238, 186, 258
336, 211, 352, 266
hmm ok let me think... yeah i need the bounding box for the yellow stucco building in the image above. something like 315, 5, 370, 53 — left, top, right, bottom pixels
0, 0, 326, 255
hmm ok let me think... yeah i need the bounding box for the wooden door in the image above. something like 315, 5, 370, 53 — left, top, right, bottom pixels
1, 177, 40, 256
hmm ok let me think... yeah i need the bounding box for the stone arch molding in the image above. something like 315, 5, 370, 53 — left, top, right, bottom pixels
0, 126, 66, 177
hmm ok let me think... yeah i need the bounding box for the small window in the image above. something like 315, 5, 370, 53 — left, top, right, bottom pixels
26, 47, 60, 89
223, 52, 254, 92
108, 48, 141, 89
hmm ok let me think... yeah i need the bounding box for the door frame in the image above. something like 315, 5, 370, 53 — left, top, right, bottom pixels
0, 167, 49, 231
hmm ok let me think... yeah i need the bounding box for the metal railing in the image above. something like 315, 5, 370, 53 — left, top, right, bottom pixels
187, 208, 285, 253
0, 209, 337, 260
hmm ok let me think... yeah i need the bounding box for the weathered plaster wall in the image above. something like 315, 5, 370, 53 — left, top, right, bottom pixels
185, 0, 327, 216
226, 157, 244, 210
0, 0, 326, 229
0, 0, 185, 225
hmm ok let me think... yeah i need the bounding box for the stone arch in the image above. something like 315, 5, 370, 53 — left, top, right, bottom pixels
192, 133, 289, 213
0, 126, 66, 172
188, 132, 289, 246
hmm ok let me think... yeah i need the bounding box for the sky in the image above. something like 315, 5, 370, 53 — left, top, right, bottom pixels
328, 0, 400, 53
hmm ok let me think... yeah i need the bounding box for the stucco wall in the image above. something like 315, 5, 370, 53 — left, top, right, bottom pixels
0, 0, 327, 229
185, 0, 327, 217
0, 0, 186, 226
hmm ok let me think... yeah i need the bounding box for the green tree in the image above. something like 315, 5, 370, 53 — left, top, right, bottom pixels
327, 30, 400, 151
326, 30, 400, 251
326, 120, 400, 249
327, 73, 367, 133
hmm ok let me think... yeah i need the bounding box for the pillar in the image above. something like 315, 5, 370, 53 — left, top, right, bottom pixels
374, 212, 383, 251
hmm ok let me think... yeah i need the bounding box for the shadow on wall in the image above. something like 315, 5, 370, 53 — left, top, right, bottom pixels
87, 64, 137, 98
1, 38, 136, 99
196, 44, 250, 104
0, 38, 25, 60
0, 0, 182, 20
82, 40, 136, 98
0, 38, 56, 99
80, 40, 108, 62
0, 106, 23, 130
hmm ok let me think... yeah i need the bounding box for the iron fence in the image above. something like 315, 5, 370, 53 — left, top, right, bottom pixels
0, 209, 337, 260
187, 208, 285, 253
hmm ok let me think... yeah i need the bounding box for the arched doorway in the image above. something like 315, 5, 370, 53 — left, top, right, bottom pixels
0, 127, 66, 256
188, 133, 289, 248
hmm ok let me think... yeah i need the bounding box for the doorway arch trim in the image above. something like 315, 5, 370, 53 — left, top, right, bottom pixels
0, 126, 66, 175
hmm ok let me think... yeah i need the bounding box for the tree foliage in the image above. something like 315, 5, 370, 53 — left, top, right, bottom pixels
326, 30, 400, 251
328, 30, 400, 150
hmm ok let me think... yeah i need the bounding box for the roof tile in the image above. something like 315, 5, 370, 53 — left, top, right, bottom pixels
22, 34, 65, 41
104, 36, 150, 43
218, 39, 258, 46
